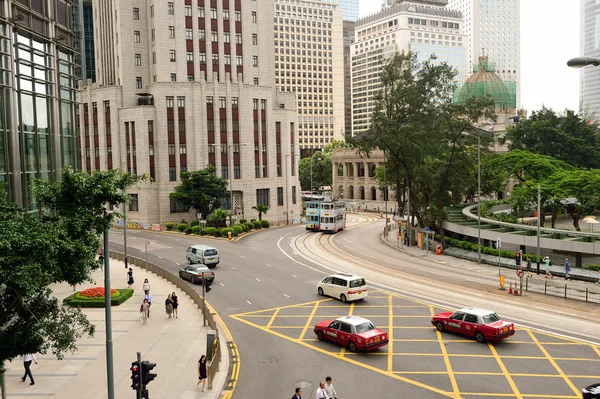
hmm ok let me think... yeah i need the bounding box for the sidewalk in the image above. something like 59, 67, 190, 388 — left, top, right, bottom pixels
3, 259, 228, 399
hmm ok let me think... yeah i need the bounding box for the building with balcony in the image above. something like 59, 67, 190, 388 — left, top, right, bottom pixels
77, 0, 301, 225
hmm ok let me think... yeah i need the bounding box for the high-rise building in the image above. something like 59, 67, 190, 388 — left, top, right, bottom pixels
343, 20, 355, 140
338, 0, 359, 21
580, 0, 600, 119
351, 1, 467, 135
77, 0, 301, 225
273, 0, 344, 157
446, 0, 520, 106
0, 0, 79, 208
72, 0, 95, 82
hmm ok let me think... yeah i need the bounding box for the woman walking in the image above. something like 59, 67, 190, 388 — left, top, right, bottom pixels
127, 268, 134, 288
197, 355, 207, 392
543, 256, 553, 279
142, 278, 150, 292
141, 298, 149, 324
165, 294, 174, 319
171, 292, 179, 318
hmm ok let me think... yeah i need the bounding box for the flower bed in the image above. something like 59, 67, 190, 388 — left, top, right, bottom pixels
78, 287, 117, 298
63, 287, 134, 308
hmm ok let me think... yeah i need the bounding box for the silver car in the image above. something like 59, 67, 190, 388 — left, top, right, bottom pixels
178, 265, 215, 284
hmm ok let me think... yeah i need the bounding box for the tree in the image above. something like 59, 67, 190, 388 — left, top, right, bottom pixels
298, 151, 332, 192
1, 167, 140, 376
252, 204, 269, 220
169, 166, 228, 219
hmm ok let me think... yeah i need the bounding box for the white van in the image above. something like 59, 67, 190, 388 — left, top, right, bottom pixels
317, 273, 368, 303
186, 245, 220, 268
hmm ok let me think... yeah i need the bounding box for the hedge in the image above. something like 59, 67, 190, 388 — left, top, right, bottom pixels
192, 225, 201, 234
190, 220, 200, 227
205, 227, 216, 236
63, 288, 134, 308
438, 234, 541, 262
245, 222, 254, 231
165, 222, 175, 231
177, 223, 188, 232
260, 220, 270, 228
199, 228, 207, 236
253, 221, 262, 229
250, 219, 257, 223
587, 264, 600, 271
233, 225, 243, 235
213, 229, 222, 237
185, 227, 193, 235
239, 218, 248, 224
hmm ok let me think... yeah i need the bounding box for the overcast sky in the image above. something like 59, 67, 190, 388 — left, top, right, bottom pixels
359, 0, 580, 114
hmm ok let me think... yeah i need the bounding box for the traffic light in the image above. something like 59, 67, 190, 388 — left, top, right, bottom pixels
130, 361, 141, 391
141, 360, 157, 386
515, 252, 521, 266
205, 279, 212, 293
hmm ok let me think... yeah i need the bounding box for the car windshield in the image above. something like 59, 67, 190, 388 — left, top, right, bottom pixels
482, 313, 501, 324
349, 279, 365, 288
204, 249, 217, 256
355, 322, 376, 334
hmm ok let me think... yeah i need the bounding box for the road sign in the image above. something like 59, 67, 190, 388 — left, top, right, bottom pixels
197, 213, 202, 220
226, 216, 230, 221
425, 227, 429, 232
496, 237, 501, 248
516, 269, 524, 278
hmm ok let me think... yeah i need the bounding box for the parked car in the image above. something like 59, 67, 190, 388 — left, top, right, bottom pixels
314, 315, 388, 352
583, 382, 600, 398
186, 245, 220, 268
178, 265, 215, 284
431, 307, 515, 343
317, 273, 367, 303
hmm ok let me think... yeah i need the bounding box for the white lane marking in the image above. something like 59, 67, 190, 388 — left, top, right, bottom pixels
284, 232, 292, 237
344, 238, 353, 243
219, 283, 225, 287
283, 294, 290, 298
175, 263, 181, 266
158, 256, 163, 259
240, 255, 246, 258
266, 263, 272, 267
231, 267, 237, 270
276, 237, 310, 268
255, 278, 261, 282
246, 300, 252, 305
292, 275, 297, 278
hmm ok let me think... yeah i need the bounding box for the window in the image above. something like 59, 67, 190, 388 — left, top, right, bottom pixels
185, 5, 192, 17
153, 52, 156, 64
198, 7, 204, 18
277, 187, 283, 206
177, 96, 185, 108
129, 194, 139, 211
186, 28, 193, 40
251, 12, 257, 23
166, 96, 174, 108
236, 33, 242, 44
211, 31, 218, 42
199, 29, 206, 40
134, 31, 140, 43
252, 34, 257, 45
234, 165, 240, 179
210, 8, 217, 19
186, 51, 193, 62
133, 8, 139, 20
170, 199, 189, 213
136, 77, 142, 88
236, 55, 243, 66
135, 54, 141, 66
223, 9, 229, 20
150, 5, 153, 18
171, 73, 177, 81
169, 26, 175, 38
212, 54, 219, 64
256, 189, 270, 207
168, 144, 176, 155
235, 11, 241, 21
292, 186, 297, 204
253, 56, 258, 67
224, 54, 231, 65
224, 32, 230, 43
232, 97, 238, 109
253, 77, 259, 85
170, 50, 176, 62
179, 144, 187, 154
206, 96, 213, 107
167, 2, 174, 15
199, 52, 206, 64
221, 166, 228, 179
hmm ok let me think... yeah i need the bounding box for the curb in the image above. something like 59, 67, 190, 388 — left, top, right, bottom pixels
114, 224, 286, 243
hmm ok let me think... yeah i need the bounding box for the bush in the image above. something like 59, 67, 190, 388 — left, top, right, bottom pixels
234, 225, 244, 235
245, 222, 254, 231
221, 227, 235, 237
437, 234, 541, 262
251, 219, 257, 223
587, 264, 600, 271
180, 219, 188, 224
213, 228, 222, 237
165, 222, 175, 231
192, 225, 201, 234
260, 220, 270, 228
239, 218, 248, 224
63, 288, 134, 308
253, 221, 262, 229
177, 223, 188, 232
185, 227, 193, 234
190, 220, 200, 227
199, 228, 206, 236
205, 227, 217, 236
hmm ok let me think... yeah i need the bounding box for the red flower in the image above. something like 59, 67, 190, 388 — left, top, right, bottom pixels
79, 287, 117, 298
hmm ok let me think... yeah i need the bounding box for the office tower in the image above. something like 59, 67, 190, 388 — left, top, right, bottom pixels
343, 20, 355, 140
351, 1, 467, 135
580, 0, 600, 119
78, 0, 300, 224
72, 0, 95, 82
446, 0, 520, 106
0, 0, 78, 208
338, 0, 359, 21
273, 0, 344, 156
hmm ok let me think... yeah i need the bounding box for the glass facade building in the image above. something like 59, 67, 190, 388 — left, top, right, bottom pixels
0, 0, 78, 209
581, 0, 600, 119
72, 0, 95, 82
337, 0, 359, 21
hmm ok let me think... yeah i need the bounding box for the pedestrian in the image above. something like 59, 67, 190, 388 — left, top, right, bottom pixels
144, 290, 152, 318
315, 381, 328, 399
564, 258, 571, 280
292, 387, 302, 399
324, 376, 337, 399
197, 355, 207, 392
543, 256, 553, 279
142, 278, 150, 292
165, 294, 174, 319
141, 298, 149, 324
171, 291, 179, 318
127, 268, 134, 288
21, 353, 37, 385
526, 256, 532, 278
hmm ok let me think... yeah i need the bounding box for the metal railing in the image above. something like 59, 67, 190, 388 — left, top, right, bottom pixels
524, 277, 600, 304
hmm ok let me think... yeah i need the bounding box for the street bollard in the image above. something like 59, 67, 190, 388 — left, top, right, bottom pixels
228, 231, 232, 240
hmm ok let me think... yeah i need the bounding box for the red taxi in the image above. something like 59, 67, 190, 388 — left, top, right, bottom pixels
431, 307, 515, 343
314, 315, 388, 352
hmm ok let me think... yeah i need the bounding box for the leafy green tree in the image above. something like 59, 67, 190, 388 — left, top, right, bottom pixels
170, 165, 228, 219
298, 151, 332, 192
252, 204, 269, 221
1, 167, 140, 376
485, 149, 573, 184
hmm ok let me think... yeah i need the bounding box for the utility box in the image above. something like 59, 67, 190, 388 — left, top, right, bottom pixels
206, 330, 218, 361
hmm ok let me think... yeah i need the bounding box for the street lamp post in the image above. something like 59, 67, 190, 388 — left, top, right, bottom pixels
310, 156, 322, 195
123, 190, 128, 269
285, 153, 296, 225
477, 134, 481, 264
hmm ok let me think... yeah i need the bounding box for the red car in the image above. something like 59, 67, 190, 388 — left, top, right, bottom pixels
314, 315, 388, 352
431, 307, 515, 343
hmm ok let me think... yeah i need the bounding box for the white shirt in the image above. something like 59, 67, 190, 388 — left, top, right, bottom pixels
315, 387, 329, 399
143, 283, 150, 291
22, 354, 37, 362
324, 382, 337, 398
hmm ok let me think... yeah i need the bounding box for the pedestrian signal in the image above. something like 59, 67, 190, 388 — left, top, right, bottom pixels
130, 361, 141, 391
515, 252, 521, 266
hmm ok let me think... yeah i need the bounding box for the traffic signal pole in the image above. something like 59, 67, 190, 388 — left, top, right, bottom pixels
136, 352, 142, 399
202, 274, 206, 327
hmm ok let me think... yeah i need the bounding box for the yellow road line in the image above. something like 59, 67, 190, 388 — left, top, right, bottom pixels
461, 393, 579, 398
339, 301, 355, 357
265, 308, 280, 330
299, 301, 320, 341
429, 305, 460, 397
388, 294, 394, 372
527, 330, 580, 396
232, 298, 333, 317
592, 345, 600, 357
488, 343, 523, 399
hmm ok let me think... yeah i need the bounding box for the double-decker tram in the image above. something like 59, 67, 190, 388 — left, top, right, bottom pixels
305, 201, 321, 231
317, 201, 346, 233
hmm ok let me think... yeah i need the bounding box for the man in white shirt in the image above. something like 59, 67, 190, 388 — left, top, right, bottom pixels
324, 376, 337, 399
21, 353, 38, 385
315, 381, 329, 399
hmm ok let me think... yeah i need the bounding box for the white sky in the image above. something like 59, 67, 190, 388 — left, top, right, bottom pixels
359, 0, 580, 113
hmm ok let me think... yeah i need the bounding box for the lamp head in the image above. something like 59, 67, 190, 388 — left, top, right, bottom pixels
567, 57, 600, 68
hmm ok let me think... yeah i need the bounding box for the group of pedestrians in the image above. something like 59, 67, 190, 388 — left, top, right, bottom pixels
136, 277, 179, 324
293, 376, 338, 399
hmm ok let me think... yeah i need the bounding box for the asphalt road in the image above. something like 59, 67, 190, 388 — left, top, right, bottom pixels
106, 216, 600, 399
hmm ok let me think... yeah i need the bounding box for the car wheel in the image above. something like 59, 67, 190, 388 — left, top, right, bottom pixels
191, 276, 196, 284
348, 341, 357, 352
318, 287, 324, 296
475, 331, 486, 343
340, 294, 347, 303
435, 322, 445, 332
316, 331, 325, 342
188, 258, 193, 265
